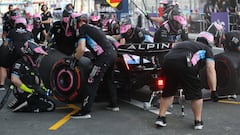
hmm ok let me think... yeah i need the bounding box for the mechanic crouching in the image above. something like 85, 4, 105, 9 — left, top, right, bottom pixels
70, 14, 119, 119
155, 31, 218, 130
9, 41, 55, 112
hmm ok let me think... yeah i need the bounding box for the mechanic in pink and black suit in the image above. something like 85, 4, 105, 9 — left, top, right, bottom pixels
70, 14, 119, 119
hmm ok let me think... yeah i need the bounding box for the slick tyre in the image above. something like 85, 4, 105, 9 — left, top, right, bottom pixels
38, 49, 68, 88
49, 57, 91, 102
39, 49, 92, 102
214, 52, 240, 96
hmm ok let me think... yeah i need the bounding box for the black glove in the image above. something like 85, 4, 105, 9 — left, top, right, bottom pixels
69, 57, 78, 70
211, 91, 219, 102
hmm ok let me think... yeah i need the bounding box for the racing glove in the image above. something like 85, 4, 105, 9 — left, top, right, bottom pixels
69, 56, 78, 70
20, 84, 34, 94
211, 91, 219, 102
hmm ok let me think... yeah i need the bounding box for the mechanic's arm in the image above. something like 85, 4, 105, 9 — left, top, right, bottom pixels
11, 74, 34, 94
42, 18, 52, 25
206, 59, 217, 92
74, 38, 86, 60
149, 16, 164, 23
120, 38, 126, 45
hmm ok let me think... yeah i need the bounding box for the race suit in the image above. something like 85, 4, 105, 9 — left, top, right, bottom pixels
50, 21, 78, 56
162, 40, 214, 100
11, 58, 55, 112
121, 27, 154, 43
77, 24, 118, 114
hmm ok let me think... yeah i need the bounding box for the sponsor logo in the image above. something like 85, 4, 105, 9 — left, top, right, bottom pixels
126, 43, 170, 50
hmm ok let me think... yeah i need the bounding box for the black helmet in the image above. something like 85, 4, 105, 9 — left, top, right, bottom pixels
167, 7, 186, 34
207, 22, 225, 47
62, 3, 74, 17
196, 31, 215, 47
32, 14, 41, 23
76, 14, 88, 24
223, 31, 240, 52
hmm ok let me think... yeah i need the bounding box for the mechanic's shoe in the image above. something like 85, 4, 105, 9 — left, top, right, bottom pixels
8, 98, 19, 109
0, 85, 6, 91
155, 116, 167, 127
105, 105, 120, 112
12, 101, 28, 112
194, 120, 203, 130
71, 111, 91, 119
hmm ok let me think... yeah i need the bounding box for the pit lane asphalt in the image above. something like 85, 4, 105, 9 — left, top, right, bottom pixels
1, 86, 240, 135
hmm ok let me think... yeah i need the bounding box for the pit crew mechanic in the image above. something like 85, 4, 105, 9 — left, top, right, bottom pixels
49, 10, 79, 56
9, 41, 54, 112
0, 5, 16, 90
32, 14, 48, 45
70, 14, 119, 119
2, 17, 33, 68
117, 20, 154, 45
148, 1, 188, 45
155, 31, 218, 130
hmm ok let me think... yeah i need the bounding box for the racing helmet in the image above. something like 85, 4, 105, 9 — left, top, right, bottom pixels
76, 14, 89, 24
223, 31, 240, 52
21, 40, 48, 58
89, 14, 101, 26
63, 12, 82, 37
120, 18, 132, 34
15, 17, 27, 29
32, 14, 42, 28
160, 0, 168, 4
32, 14, 41, 23
10, 9, 21, 21
196, 31, 214, 47
108, 20, 120, 35
62, 3, 74, 18
168, 7, 187, 34
160, 0, 172, 9
69, 13, 82, 29
207, 22, 225, 47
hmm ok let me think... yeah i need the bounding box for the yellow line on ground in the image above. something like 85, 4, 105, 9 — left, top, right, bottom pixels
218, 100, 240, 105
48, 104, 80, 131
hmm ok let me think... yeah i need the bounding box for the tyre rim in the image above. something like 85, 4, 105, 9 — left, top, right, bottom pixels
56, 69, 73, 92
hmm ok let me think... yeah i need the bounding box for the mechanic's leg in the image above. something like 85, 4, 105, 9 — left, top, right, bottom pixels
0, 67, 7, 86
191, 98, 203, 121
81, 64, 108, 114
159, 96, 174, 117
81, 83, 99, 113
104, 66, 118, 106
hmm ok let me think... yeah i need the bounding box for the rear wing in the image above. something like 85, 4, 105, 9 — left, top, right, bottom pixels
117, 43, 170, 56
117, 43, 170, 69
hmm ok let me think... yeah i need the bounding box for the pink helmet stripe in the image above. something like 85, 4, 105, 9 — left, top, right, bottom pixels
173, 15, 187, 26
34, 46, 48, 55
120, 24, 132, 34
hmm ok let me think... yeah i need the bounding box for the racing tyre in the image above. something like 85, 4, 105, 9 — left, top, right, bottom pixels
214, 52, 240, 96
39, 49, 92, 102
38, 49, 67, 88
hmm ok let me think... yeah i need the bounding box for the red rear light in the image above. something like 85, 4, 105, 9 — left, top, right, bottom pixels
156, 78, 164, 90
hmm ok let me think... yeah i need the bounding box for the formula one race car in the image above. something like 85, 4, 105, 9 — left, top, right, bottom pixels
37, 41, 240, 107
37, 43, 170, 103
114, 43, 169, 98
